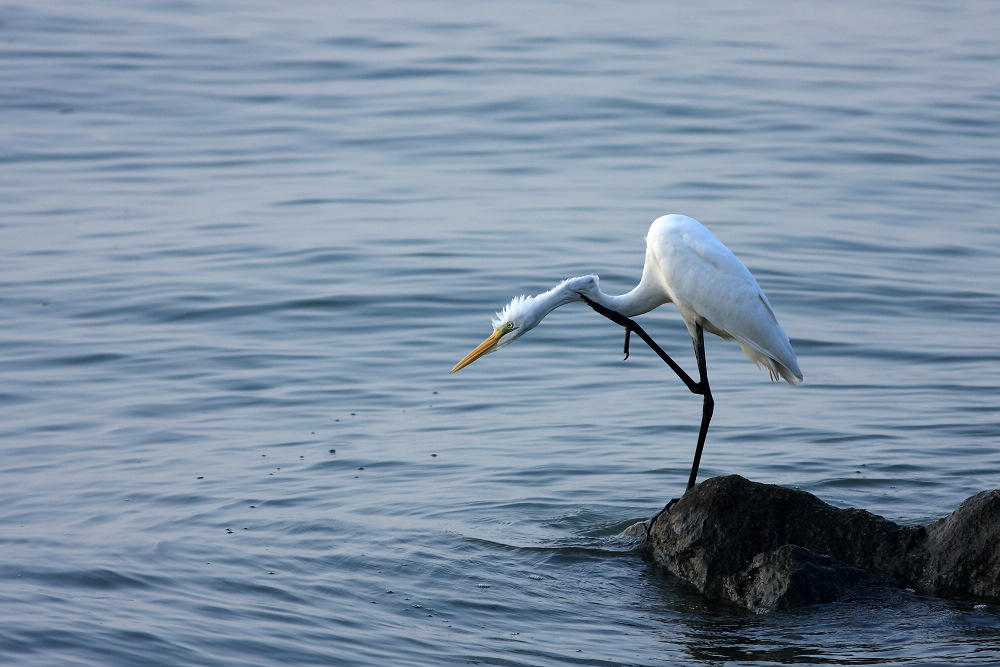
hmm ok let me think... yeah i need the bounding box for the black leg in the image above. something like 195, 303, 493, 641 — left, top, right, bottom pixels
645, 497, 679, 540
579, 296, 701, 392
577, 296, 715, 533
685, 324, 714, 491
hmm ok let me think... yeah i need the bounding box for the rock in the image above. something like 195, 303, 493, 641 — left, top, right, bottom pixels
723, 545, 878, 614
919, 489, 1000, 599
646, 475, 1000, 612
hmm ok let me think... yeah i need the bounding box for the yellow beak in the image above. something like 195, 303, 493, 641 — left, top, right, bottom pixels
451, 328, 504, 373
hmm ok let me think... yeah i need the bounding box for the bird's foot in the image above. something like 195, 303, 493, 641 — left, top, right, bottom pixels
645, 497, 679, 541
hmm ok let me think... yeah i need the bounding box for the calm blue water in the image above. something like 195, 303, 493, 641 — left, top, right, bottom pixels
3, 1, 1000, 664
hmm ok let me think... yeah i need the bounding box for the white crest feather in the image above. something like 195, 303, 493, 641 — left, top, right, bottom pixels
492, 294, 531, 329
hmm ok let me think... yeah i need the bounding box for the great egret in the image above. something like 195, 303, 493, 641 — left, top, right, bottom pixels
451, 214, 802, 498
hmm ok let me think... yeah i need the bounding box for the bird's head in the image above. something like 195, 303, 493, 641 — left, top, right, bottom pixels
450, 276, 598, 373
450, 293, 542, 373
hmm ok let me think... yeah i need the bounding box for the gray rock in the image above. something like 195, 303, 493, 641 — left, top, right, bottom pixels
646, 475, 1000, 612
919, 489, 1000, 599
723, 544, 878, 614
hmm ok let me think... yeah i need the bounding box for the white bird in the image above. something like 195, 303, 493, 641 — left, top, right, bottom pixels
451, 214, 802, 494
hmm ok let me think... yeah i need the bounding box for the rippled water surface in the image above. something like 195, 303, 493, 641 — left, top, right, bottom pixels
3, 1, 1000, 664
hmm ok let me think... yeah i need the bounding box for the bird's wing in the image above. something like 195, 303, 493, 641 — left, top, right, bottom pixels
652, 219, 801, 381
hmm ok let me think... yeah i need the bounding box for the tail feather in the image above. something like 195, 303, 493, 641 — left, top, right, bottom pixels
738, 341, 802, 386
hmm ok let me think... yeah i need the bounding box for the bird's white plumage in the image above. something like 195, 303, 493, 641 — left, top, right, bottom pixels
450, 214, 801, 492
492, 294, 530, 330
643, 215, 801, 383
452, 214, 801, 385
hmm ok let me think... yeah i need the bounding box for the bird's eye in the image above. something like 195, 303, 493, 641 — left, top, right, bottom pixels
505, 322, 515, 331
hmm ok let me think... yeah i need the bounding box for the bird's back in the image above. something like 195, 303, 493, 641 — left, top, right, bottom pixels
647, 215, 802, 384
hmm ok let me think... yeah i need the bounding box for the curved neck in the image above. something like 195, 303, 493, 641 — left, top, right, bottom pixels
563, 257, 669, 319
529, 279, 588, 321
589, 284, 663, 318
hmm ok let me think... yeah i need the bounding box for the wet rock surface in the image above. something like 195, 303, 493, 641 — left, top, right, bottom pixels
645, 475, 1000, 612
918, 488, 1000, 599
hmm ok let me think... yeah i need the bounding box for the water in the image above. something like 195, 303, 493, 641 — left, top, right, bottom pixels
2, 1, 1000, 664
